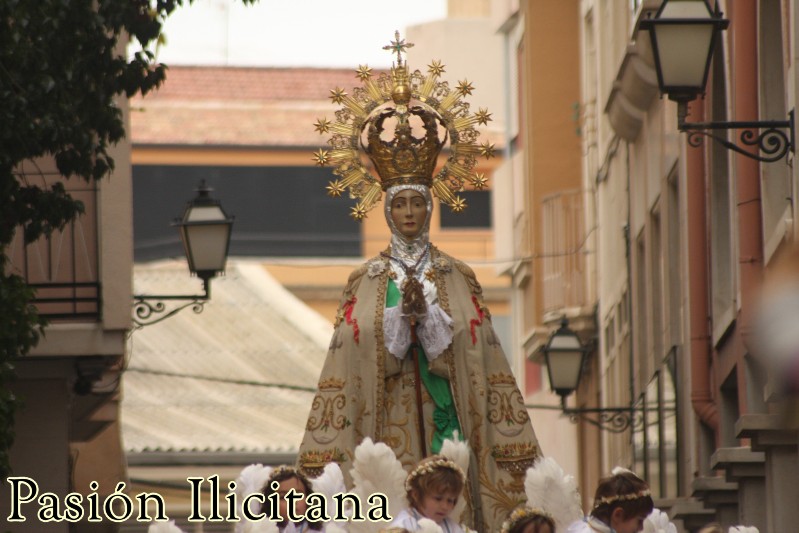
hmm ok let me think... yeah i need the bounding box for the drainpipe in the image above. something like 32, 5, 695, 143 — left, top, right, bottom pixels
731, 0, 763, 349
686, 96, 719, 432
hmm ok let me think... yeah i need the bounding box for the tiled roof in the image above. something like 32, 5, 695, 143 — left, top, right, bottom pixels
122, 260, 332, 456
130, 65, 505, 148
130, 66, 379, 148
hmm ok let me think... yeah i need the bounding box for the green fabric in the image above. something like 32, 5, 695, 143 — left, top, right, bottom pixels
386, 279, 462, 454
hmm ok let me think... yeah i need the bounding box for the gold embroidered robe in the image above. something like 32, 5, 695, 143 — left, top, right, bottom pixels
298, 246, 541, 531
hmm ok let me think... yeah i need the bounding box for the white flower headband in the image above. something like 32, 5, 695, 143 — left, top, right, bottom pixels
500, 506, 554, 533
405, 457, 466, 492
592, 488, 652, 509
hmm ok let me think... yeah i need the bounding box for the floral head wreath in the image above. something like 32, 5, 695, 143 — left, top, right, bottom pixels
592, 467, 652, 510
404, 457, 466, 492
500, 506, 554, 533
267, 465, 313, 492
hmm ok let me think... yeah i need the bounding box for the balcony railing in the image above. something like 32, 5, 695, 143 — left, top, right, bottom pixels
7, 172, 100, 320
542, 189, 589, 313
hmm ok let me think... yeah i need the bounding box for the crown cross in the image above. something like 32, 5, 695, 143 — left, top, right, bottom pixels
383, 30, 414, 65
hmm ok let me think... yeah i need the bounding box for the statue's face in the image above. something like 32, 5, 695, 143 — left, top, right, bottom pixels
390, 189, 428, 238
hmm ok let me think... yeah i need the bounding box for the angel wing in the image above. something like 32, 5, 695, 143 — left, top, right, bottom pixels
311, 461, 347, 517
233, 464, 274, 533
439, 433, 470, 522
642, 508, 678, 533
524, 456, 584, 532
348, 437, 408, 533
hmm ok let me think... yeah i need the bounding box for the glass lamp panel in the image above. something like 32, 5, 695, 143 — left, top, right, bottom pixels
548, 350, 584, 392
186, 204, 226, 223
660, 0, 711, 18
183, 223, 230, 273
653, 23, 714, 89
548, 333, 583, 351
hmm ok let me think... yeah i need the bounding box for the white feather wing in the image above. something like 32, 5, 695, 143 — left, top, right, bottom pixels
233, 464, 273, 533
642, 508, 678, 533
311, 461, 347, 515
348, 437, 408, 533
524, 457, 584, 531
439, 434, 470, 522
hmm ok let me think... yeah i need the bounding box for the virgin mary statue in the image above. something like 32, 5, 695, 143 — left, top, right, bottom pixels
298, 34, 541, 531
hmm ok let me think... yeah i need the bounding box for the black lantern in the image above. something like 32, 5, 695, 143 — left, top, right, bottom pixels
538, 317, 642, 433
132, 181, 234, 329
174, 180, 234, 290
639, 0, 793, 163
542, 318, 588, 398
640, 0, 728, 103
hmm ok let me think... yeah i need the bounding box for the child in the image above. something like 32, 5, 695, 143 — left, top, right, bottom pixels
501, 506, 556, 533
262, 466, 324, 532
390, 455, 467, 532
566, 468, 654, 533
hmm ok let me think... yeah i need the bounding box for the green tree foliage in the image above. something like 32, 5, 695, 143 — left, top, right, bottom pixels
0, 0, 255, 477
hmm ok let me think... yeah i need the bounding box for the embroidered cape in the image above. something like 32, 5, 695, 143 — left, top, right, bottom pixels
297, 246, 541, 531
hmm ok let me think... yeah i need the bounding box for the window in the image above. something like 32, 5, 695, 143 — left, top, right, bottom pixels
132, 165, 361, 260
439, 190, 492, 229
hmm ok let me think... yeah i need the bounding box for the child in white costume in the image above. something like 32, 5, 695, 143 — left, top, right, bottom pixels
565, 468, 653, 533
389, 455, 467, 533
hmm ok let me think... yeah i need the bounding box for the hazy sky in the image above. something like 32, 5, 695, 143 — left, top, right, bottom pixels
144, 0, 448, 68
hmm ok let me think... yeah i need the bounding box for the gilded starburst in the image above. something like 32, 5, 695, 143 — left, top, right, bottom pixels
329, 87, 347, 104
473, 173, 488, 189
424, 269, 436, 282
479, 141, 496, 159
350, 204, 368, 220
428, 60, 446, 77
355, 64, 372, 81
456, 79, 475, 96
313, 148, 330, 166
475, 108, 492, 125
326, 180, 345, 197
451, 196, 467, 212
314, 118, 331, 134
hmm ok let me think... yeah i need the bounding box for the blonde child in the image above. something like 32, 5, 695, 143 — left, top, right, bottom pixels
566, 469, 654, 533
502, 506, 556, 533
390, 455, 467, 533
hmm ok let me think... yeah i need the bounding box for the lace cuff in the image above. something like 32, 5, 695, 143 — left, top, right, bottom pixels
383, 306, 412, 359
417, 303, 453, 360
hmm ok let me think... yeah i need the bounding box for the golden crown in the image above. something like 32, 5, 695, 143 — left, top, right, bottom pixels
313, 31, 495, 220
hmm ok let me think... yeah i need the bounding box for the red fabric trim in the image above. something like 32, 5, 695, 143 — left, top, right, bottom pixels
343, 296, 360, 344
469, 295, 484, 346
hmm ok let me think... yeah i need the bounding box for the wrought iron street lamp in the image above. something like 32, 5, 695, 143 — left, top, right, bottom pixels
132, 181, 234, 329
640, 0, 794, 163
542, 318, 642, 433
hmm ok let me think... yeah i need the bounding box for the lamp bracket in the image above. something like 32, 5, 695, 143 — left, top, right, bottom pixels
131, 278, 210, 331
679, 107, 795, 164
560, 398, 644, 434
